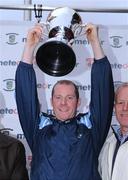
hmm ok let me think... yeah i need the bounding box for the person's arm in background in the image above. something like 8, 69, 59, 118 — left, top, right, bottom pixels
11, 140, 29, 180
15, 24, 43, 150
85, 23, 114, 155
0, 133, 29, 180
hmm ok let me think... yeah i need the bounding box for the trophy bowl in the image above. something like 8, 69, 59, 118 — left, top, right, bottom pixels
36, 6, 82, 76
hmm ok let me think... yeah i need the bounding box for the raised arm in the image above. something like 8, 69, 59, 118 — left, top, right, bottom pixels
15, 24, 43, 150
85, 23, 114, 155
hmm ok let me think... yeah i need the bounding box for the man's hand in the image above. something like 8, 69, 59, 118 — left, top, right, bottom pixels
26, 23, 43, 49
85, 23, 104, 60
22, 23, 43, 64
85, 23, 99, 44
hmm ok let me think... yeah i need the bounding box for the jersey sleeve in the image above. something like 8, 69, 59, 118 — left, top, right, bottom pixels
90, 56, 114, 155
15, 61, 40, 150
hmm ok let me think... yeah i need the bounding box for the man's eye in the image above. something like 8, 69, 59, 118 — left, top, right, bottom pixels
117, 101, 123, 105
55, 96, 61, 99
68, 96, 75, 100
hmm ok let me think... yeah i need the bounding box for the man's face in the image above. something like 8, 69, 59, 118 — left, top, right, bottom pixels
51, 83, 80, 121
115, 86, 128, 133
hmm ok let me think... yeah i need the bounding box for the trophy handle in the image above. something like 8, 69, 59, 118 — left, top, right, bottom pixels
39, 22, 87, 44
74, 23, 87, 39
40, 22, 50, 37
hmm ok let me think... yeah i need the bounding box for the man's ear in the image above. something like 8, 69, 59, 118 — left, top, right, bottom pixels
113, 103, 116, 113
77, 98, 81, 107
50, 98, 53, 107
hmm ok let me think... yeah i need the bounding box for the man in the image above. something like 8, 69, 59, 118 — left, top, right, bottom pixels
0, 132, 29, 180
15, 23, 114, 180
99, 83, 128, 180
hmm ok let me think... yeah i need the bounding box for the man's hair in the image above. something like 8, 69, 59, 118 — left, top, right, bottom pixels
51, 80, 79, 99
115, 82, 128, 103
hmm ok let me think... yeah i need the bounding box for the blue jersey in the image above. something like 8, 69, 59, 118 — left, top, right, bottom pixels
15, 57, 114, 180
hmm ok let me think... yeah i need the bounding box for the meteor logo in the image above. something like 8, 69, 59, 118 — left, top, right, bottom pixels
110, 36, 123, 48
3, 79, 15, 91
6, 33, 19, 45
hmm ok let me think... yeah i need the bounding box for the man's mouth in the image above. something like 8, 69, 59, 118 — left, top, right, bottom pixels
121, 113, 128, 117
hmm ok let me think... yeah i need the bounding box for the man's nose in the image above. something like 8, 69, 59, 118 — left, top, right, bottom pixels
61, 98, 67, 104
123, 101, 128, 110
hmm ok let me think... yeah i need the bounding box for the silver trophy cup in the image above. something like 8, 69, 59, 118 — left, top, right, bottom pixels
36, 7, 83, 76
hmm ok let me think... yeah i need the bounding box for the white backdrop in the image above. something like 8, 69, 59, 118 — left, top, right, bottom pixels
0, 19, 128, 173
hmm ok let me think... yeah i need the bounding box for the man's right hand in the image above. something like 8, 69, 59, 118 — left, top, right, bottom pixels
22, 23, 43, 64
